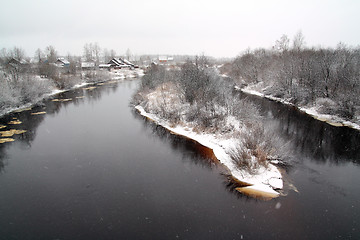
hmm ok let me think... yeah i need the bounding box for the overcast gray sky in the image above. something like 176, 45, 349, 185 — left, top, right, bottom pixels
1, 0, 359, 58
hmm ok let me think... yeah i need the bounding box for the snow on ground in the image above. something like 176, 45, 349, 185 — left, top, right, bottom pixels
135, 105, 283, 198
241, 86, 294, 106
240, 85, 360, 131
109, 68, 145, 79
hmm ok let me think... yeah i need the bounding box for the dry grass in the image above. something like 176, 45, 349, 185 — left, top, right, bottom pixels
229, 123, 275, 173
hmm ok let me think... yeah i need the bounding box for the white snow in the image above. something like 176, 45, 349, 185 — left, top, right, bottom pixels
298, 106, 360, 130
109, 68, 144, 79
135, 105, 283, 197
73, 82, 90, 89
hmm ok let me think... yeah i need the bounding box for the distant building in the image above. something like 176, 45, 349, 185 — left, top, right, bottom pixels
159, 56, 168, 63
81, 62, 96, 70
55, 58, 70, 68
99, 64, 111, 69
5, 58, 28, 71
107, 58, 138, 69
7, 58, 27, 66
158, 56, 174, 64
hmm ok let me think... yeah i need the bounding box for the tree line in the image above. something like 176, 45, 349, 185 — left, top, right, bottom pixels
0, 43, 120, 115
229, 32, 360, 120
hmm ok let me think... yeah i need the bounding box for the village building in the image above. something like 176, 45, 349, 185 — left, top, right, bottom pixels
4, 58, 29, 72
55, 58, 70, 68
158, 56, 174, 65
158, 56, 168, 63
107, 58, 138, 70
81, 62, 96, 70
98, 64, 111, 69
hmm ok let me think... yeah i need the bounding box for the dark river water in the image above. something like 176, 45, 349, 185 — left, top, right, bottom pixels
0, 79, 359, 240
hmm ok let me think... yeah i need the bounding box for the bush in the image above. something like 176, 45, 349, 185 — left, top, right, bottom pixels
229, 122, 292, 173
141, 64, 167, 90
229, 141, 269, 175
337, 100, 356, 120
316, 98, 338, 115
229, 145, 255, 173
18, 75, 55, 103
54, 74, 82, 89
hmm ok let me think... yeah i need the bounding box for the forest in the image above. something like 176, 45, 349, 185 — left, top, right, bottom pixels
227, 32, 360, 121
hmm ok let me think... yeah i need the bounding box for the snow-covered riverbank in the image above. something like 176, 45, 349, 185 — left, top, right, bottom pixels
0, 82, 94, 117
238, 86, 360, 131
0, 69, 144, 118
135, 105, 283, 199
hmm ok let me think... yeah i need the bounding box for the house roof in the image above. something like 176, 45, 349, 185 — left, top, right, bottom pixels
158, 56, 174, 62
123, 59, 135, 66
7, 58, 27, 65
81, 62, 95, 68
99, 64, 111, 68
6, 58, 28, 68
108, 58, 133, 67
56, 58, 70, 65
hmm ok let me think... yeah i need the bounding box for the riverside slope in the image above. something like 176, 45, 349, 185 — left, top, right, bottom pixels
238, 86, 360, 131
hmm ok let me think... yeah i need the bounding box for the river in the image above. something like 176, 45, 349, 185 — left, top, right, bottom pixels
0, 79, 359, 239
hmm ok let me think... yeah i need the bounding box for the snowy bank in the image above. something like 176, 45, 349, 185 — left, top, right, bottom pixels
238, 86, 360, 131
135, 105, 283, 199
0, 69, 144, 118
0, 82, 88, 117
109, 68, 145, 80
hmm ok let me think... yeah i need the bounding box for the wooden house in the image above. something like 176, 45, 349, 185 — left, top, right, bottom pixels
107, 58, 138, 69
81, 62, 96, 70
55, 58, 70, 68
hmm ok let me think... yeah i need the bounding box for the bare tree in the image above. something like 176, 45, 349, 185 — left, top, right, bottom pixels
0, 48, 9, 63
275, 34, 290, 53
126, 48, 132, 61
66, 53, 78, 75
83, 42, 101, 64
34, 48, 44, 63
83, 43, 92, 62
110, 49, 116, 59
292, 30, 306, 52
93, 42, 101, 64
11, 47, 26, 61
318, 48, 336, 98
45, 45, 57, 63
103, 48, 110, 63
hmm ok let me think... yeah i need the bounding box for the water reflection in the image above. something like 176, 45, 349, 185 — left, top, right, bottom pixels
0, 149, 6, 172
132, 110, 220, 170
238, 92, 360, 164
0, 80, 125, 172
132, 110, 282, 201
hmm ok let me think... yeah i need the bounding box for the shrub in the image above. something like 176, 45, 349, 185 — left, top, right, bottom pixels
229, 122, 292, 173
316, 98, 338, 115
